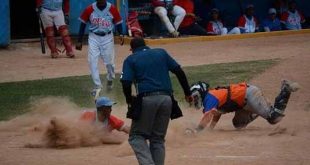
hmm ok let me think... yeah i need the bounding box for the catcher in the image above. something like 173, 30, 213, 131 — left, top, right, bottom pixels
187, 80, 300, 134
80, 96, 130, 133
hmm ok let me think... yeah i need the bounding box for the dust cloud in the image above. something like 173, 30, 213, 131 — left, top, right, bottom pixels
0, 97, 127, 148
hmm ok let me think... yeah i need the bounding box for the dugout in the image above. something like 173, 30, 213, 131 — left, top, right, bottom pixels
126, 0, 310, 36
1, 0, 310, 46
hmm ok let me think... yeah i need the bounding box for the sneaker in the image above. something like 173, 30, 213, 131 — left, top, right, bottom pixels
107, 81, 113, 90
170, 31, 179, 38
281, 80, 300, 92
91, 87, 102, 100
50, 52, 59, 58
66, 52, 75, 58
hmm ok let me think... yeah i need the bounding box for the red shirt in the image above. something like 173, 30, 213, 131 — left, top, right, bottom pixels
80, 110, 125, 131
176, 0, 195, 28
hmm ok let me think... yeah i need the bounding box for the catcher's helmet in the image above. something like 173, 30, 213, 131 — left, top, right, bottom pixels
190, 81, 209, 109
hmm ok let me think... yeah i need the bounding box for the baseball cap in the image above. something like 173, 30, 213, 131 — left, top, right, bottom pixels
268, 8, 277, 14
246, 4, 254, 9
211, 8, 219, 13
95, 97, 116, 108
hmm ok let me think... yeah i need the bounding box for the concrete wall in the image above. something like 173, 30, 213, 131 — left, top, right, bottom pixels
0, 0, 10, 47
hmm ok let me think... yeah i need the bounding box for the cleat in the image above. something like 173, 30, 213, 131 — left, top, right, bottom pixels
91, 87, 102, 100
170, 31, 179, 38
66, 52, 75, 58
50, 52, 59, 58
281, 80, 300, 92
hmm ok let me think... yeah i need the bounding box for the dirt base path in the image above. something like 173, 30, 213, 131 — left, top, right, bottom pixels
0, 34, 309, 165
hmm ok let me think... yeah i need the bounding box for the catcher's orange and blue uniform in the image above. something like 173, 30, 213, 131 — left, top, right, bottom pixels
202, 82, 266, 128
201, 81, 297, 128
202, 83, 247, 113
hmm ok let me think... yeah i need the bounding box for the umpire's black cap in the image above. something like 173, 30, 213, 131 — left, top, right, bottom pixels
130, 37, 146, 52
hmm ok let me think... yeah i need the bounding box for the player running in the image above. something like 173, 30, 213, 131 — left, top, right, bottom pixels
36, 0, 75, 58
186, 80, 300, 134
76, 0, 123, 97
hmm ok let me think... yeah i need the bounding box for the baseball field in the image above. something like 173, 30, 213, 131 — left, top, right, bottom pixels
0, 33, 309, 165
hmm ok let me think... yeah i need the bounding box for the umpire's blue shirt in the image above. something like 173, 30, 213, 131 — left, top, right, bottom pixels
121, 46, 180, 95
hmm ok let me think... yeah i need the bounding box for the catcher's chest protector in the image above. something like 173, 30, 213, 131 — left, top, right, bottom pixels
218, 82, 247, 113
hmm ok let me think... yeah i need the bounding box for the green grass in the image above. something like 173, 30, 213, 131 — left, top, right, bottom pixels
0, 59, 278, 121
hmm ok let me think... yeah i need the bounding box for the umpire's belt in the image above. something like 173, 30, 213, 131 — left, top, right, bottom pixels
93, 31, 112, 36
139, 91, 171, 97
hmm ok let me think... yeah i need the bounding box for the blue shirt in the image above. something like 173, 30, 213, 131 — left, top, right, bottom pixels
121, 46, 180, 94
262, 18, 281, 31
202, 93, 219, 113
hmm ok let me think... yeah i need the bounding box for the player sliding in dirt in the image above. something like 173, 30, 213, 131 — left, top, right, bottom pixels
80, 96, 130, 134
186, 80, 300, 134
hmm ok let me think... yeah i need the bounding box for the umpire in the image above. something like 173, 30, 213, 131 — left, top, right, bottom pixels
121, 37, 192, 165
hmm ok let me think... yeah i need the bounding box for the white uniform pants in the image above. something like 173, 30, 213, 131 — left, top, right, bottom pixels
221, 27, 241, 35
40, 8, 66, 29
88, 33, 115, 88
154, 6, 185, 33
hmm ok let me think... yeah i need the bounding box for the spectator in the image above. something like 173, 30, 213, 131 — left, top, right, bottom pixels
152, 0, 186, 37
237, 4, 259, 33
262, 8, 282, 32
280, 0, 305, 30
194, 0, 215, 27
273, 0, 289, 18
177, 0, 208, 35
207, 8, 240, 35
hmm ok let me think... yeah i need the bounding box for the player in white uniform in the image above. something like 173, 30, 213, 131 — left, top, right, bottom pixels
237, 4, 259, 33
206, 8, 240, 35
36, 0, 74, 58
76, 0, 123, 98
280, 1, 305, 30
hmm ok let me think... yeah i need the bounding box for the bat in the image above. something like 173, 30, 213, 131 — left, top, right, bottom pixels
120, 34, 125, 46
38, 15, 46, 54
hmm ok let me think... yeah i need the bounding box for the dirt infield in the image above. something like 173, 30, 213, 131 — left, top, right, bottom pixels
0, 34, 309, 165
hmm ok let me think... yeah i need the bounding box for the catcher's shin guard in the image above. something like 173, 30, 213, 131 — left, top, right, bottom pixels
45, 27, 58, 58
59, 25, 74, 58
267, 80, 299, 124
